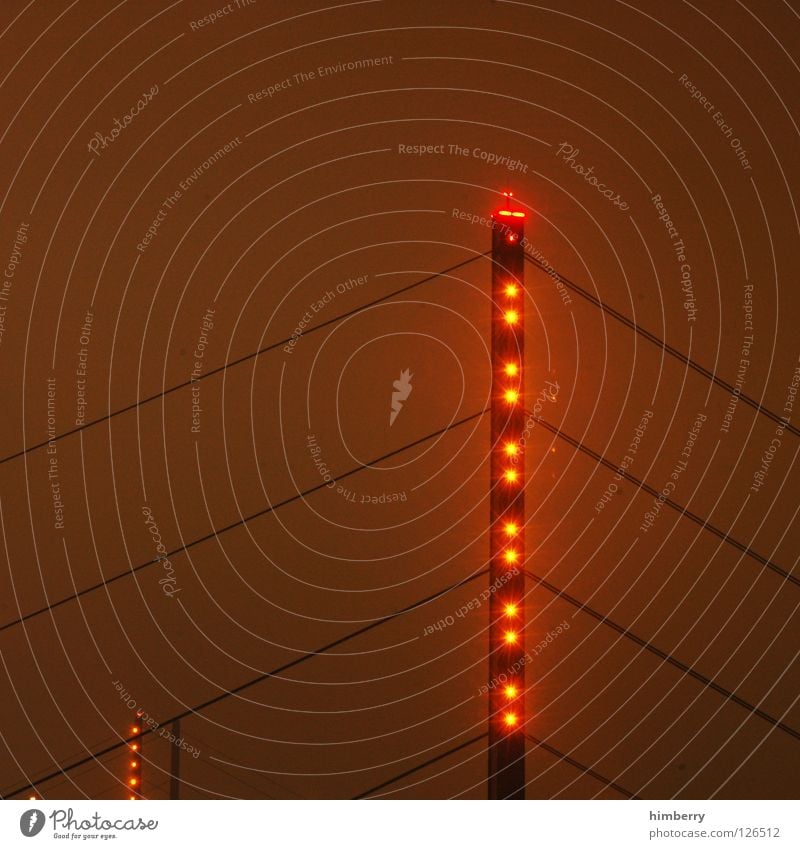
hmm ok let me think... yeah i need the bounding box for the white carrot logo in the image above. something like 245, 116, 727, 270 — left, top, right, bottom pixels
20, 809, 45, 837
389, 369, 413, 426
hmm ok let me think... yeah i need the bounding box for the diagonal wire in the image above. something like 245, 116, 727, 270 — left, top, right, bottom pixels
0, 409, 488, 634
0, 252, 489, 468
4, 250, 797, 797
198, 754, 278, 800
3, 254, 795, 633
1, 568, 490, 799
527, 410, 798, 587
525, 733, 638, 799
3, 400, 795, 638
353, 733, 488, 799
524, 569, 800, 742
191, 730, 306, 800
8, 463, 795, 796
524, 254, 798, 438
352, 728, 638, 800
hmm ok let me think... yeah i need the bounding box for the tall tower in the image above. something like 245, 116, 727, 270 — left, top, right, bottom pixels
488, 194, 526, 799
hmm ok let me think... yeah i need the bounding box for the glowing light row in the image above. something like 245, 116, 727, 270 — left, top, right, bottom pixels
499, 248, 522, 731
128, 712, 143, 800
488, 195, 527, 798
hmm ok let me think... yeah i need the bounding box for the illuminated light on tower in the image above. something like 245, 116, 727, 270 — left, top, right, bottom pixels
503, 711, 519, 728
488, 191, 526, 799
128, 711, 144, 799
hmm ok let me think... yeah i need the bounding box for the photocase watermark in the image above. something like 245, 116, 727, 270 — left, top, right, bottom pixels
595, 409, 653, 513
720, 284, 754, 433
678, 73, 752, 170
555, 143, 630, 211
640, 411, 707, 533
46, 377, 64, 531
137, 137, 242, 253
398, 142, 528, 173
525, 241, 573, 307
528, 620, 571, 657
247, 56, 393, 103
113, 679, 200, 759
749, 355, 800, 493
141, 506, 181, 596
306, 433, 407, 503
190, 305, 216, 434
0, 221, 28, 348
389, 368, 413, 426
451, 208, 572, 307
423, 568, 520, 637
21, 808, 158, 836
74, 308, 94, 427
19, 809, 45, 837
651, 194, 696, 322
478, 620, 571, 695
283, 274, 368, 355
518, 379, 559, 452
87, 84, 158, 157
189, 0, 255, 32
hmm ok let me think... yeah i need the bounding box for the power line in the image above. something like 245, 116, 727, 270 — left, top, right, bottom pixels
524, 569, 800, 742
4, 398, 794, 640
528, 410, 799, 588
525, 733, 638, 799
5, 253, 791, 636
524, 254, 798, 438
7, 462, 793, 797
2, 568, 490, 799
0, 253, 489, 469
4, 247, 795, 800
191, 731, 305, 800
8, 248, 785, 477
197, 754, 278, 800
353, 733, 487, 799
0, 409, 488, 634
351, 727, 638, 800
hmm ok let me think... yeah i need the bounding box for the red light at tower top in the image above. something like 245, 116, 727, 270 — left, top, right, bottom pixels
496, 191, 526, 218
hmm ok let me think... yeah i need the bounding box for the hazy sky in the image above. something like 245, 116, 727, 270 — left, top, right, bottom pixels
0, 0, 798, 800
